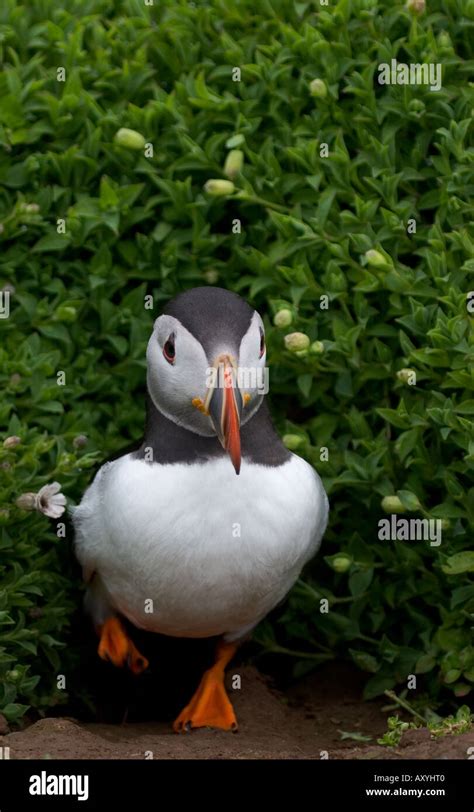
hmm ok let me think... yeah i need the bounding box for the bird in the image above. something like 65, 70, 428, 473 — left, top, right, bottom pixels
73, 286, 329, 732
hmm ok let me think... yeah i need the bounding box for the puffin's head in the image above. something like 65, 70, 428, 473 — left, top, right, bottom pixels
146, 287, 267, 474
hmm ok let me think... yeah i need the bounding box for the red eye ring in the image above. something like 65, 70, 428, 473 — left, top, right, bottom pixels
163, 334, 176, 364
259, 329, 265, 358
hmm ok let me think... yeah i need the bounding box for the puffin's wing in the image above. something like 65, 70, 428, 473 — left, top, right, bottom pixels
298, 458, 329, 567
72, 463, 111, 584
73, 431, 144, 583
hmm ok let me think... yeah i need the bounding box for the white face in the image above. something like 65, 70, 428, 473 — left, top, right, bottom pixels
146, 311, 266, 436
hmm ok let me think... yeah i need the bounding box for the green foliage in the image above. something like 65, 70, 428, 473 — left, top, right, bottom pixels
0, 0, 473, 721
378, 705, 473, 746
378, 716, 419, 747
428, 704, 473, 737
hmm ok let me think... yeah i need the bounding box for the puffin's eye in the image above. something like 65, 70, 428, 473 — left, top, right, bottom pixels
163, 334, 176, 364
259, 329, 265, 358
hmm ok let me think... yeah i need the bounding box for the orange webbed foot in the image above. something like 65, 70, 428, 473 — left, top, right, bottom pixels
173, 641, 238, 733
98, 617, 149, 674
173, 672, 238, 732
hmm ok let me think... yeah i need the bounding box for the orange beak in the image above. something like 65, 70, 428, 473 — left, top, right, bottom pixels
207, 356, 242, 475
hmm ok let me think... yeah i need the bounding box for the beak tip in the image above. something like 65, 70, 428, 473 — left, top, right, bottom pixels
231, 455, 241, 475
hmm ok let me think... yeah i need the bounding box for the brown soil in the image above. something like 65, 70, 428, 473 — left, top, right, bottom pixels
2, 664, 473, 760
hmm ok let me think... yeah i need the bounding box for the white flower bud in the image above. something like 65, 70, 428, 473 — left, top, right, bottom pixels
114, 128, 146, 150
204, 179, 235, 196
284, 332, 310, 352
273, 309, 293, 328
381, 495, 406, 513
309, 79, 327, 98
283, 434, 304, 450
406, 0, 425, 14
365, 249, 387, 267
16, 493, 37, 511
3, 436, 21, 449
310, 341, 325, 355
223, 150, 244, 179
397, 368, 416, 385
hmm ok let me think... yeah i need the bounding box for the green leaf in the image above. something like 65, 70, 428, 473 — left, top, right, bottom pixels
297, 373, 313, 399
349, 569, 374, 597
338, 730, 373, 742
349, 649, 379, 673
1, 703, 30, 722
106, 335, 129, 357
396, 490, 421, 511
415, 655, 436, 674
442, 553, 474, 575
363, 673, 396, 700
32, 233, 72, 252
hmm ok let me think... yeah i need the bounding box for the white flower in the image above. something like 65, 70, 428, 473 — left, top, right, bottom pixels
16, 482, 67, 518
34, 482, 67, 519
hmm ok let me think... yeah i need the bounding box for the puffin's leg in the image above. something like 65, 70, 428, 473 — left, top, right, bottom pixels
173, 639, 238, 732
97, 617, 149, 675
85, 576, 149, 674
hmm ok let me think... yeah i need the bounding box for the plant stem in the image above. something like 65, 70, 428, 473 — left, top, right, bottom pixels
263, 643, 334, 662
235, 192, 290, 213
384, 690, 426, 724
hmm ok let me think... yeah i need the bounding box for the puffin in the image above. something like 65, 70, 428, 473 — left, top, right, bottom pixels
73, 286, 329, 732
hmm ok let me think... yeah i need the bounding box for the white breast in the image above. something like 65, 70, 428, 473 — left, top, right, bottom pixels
73, 454, 328, 640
